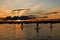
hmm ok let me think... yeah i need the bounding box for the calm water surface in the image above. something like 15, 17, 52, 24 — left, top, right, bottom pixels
0, 23, 60, 40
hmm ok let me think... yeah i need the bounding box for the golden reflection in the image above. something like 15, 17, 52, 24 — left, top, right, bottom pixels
0, 24, 26, 40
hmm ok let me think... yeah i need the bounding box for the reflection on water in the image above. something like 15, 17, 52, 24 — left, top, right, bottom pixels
0, 23, 60, 40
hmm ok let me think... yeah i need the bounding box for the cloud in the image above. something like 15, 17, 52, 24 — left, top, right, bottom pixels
0, 0, 38, 9
45, 8, 60, 13
0, 6, 11, 17
1, 0, 55, 17
0, 5, 30, 17
29, 4, 45, 14
48, 13, 60, 19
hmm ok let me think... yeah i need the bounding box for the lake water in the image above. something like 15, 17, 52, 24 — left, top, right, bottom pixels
0, 23, 60, 40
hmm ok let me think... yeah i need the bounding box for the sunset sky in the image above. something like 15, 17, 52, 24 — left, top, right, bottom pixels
0, 0, 60, 17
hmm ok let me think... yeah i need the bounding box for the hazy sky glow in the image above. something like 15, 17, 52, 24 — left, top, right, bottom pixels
0, 0, 60, 10
0, 0, 60, 17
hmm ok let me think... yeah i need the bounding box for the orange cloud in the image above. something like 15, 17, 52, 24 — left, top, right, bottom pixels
0, 5, 30, 18
0, 6, 11, 18
45, 8, 60, 13
48, 13, 60, 19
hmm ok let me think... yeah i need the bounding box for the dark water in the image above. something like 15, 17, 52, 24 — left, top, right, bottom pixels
0, 23, 60, 40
